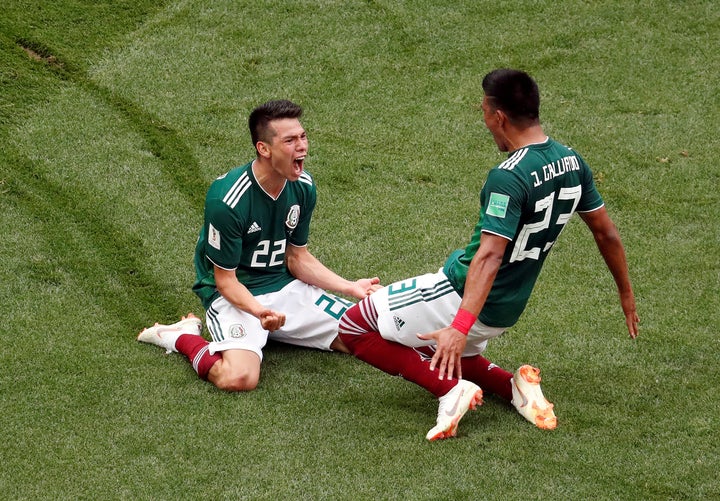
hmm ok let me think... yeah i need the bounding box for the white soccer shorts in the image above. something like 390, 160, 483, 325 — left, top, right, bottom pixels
205, 280, 354, 360
370, 269, 506, 356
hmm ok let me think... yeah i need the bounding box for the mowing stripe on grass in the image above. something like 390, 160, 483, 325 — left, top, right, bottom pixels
14, 36, 203, 211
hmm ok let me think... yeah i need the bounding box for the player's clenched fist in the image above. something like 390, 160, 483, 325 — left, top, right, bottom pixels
259, 309, 286, 332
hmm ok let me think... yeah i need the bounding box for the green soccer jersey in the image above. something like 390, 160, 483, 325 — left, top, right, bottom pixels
192, 161, 316, 310
444, 138, 604, 327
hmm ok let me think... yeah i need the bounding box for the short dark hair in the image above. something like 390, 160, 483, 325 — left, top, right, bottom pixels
482, 69, 540, 125
248, 100, 304, 148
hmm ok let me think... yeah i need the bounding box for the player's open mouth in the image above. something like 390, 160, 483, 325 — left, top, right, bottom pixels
293, 156, 305, 173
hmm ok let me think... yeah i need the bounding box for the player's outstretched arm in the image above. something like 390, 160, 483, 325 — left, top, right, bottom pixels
286, 244, 381, 299
579, 208, 639, 338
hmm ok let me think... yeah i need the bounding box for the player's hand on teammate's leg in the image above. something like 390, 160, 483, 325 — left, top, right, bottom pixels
417, 326, 468, 380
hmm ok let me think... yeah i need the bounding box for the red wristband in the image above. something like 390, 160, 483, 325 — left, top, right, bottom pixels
451, 308, 477, 335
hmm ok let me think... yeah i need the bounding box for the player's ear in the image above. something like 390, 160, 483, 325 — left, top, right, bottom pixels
495, 108, 508, 127
256, 140, 271, 159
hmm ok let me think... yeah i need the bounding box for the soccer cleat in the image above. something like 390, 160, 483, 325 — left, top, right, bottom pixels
426, 380, 483, 441
511, 365, 557, 430
137, 313, 202, 354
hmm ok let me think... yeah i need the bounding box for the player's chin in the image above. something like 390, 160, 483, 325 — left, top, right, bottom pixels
289, 165, 303, 180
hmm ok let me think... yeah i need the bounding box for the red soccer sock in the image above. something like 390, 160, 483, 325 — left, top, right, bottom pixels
175, 334, 222, 381
340, 331, 456, 398
339, 300, 457, 397
461, 355, 513, 401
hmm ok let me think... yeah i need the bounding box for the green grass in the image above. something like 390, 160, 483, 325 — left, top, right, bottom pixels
1, 0, 718, 499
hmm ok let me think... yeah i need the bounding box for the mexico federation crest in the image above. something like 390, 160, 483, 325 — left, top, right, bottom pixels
286, 205, 300, 229
229, 324, 246, 339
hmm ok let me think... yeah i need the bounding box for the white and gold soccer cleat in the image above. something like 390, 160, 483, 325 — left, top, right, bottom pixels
426, 380, 483, 441
137, 313, 202, 354
511, 365, 557, 430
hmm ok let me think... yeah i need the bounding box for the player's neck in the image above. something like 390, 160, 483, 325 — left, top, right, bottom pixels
251, 159, 286, 199
506, 125, 547, 151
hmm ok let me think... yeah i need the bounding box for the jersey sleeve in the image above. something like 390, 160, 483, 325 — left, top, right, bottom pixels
575, 154, 604, 212
202, 197, 245, 270
479, 168, 527, 240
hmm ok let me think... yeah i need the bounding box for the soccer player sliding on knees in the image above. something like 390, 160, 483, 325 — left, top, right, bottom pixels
338, 69, 639, 440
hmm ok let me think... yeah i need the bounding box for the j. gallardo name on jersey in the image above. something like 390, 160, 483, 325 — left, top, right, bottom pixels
531, 155, 581, 187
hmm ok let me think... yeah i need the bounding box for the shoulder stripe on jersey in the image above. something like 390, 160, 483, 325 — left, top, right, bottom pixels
223, 172, 251, 209
498, 148, 528, 171
298, 172, 313, 186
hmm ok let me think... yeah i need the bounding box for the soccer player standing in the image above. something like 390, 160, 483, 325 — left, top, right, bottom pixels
138, 100, 381, 391
338, 69, 639, 439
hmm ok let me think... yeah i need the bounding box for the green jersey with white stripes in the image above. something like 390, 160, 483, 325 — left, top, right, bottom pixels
193, 161, 316, 309
444, 138, 604, 327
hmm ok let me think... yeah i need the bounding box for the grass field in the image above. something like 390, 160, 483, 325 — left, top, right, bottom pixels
1, 1, 718, 499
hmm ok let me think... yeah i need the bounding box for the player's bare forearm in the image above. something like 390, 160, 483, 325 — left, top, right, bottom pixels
214, 266, 285, 329
580, 209, 639, 338
286, 244, 380, 298
215, 266, 263, 314
458, 233, 507, 316
286, 244, 337, 285
598, 233, 638, 337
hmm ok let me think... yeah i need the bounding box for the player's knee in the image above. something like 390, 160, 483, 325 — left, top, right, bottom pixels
214, 367, 260, 392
